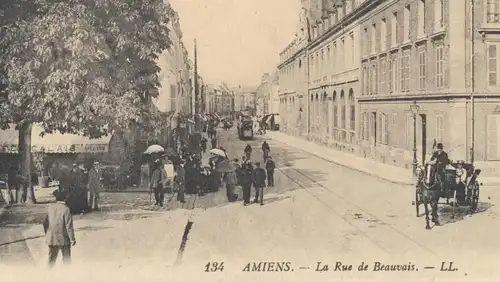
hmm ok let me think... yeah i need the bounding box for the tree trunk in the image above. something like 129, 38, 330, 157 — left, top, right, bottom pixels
18, 123, 36, 204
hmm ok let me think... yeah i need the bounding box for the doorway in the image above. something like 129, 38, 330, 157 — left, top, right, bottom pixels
420, 114, 427, 164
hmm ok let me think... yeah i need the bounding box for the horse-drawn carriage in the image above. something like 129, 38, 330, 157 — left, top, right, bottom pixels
414, 159, 481, 228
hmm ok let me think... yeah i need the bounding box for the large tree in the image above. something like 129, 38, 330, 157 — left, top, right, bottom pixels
0, 0, 171, 203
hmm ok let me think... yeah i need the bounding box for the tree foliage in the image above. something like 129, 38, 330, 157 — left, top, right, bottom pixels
0, 0, 171, 137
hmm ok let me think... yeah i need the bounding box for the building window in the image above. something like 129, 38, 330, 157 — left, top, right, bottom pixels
170, 84, 177, 112
488, 0, 500, 23
388, 57, 393, 92
435, 0, 444, 28
488, 44, 498, 86
371, 62, 378, 94
436, 115, 444, 142
418, 49, 427, 89
349, 92, 355, 131
340, 92, 346, 130
401, 49, 410, 91
340, 38, 345, 71
418, 0, 426, 37
380, 57, 387, 94
406, 115, 413, 149
436, 45, 444, 88
327, 46, 331, 76
381, 18, 387, 51
364, 27, 369, 55
350, 33, 355, 66
333, 94, 338, 128
371, 23, 377, 54
363, 112, 369, 141
391, 12, 398, 46
363, 66, 369, 95
332, 43, 337, 74
378, 113, 388, 145
391, 112, 398, 146
320, 50, 324, 78
404, 5, 410, 41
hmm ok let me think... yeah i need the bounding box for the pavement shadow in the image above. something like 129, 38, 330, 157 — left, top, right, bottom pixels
438, 201, 493, 226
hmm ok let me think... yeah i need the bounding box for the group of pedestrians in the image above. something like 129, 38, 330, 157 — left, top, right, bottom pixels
235, 141, 275, 206
53, 161, 103, 214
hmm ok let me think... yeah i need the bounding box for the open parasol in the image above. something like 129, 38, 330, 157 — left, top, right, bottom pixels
144, 144, 165, 154
210, 148, 226, 158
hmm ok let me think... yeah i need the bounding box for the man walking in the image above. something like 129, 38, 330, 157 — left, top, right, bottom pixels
87, 161, 103, 211
43, 191, 76, 268
261, 141, 270, 161
150, 159, 167, 206
252, 162, 266, 205
265, 156, 276, 187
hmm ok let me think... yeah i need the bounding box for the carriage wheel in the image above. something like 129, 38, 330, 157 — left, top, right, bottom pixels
469, 181, 480, 213
415, 189, 421, 217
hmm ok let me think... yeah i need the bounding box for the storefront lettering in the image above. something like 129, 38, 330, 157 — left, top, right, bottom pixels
0, 144, 18, 153
31, 144, 108, 153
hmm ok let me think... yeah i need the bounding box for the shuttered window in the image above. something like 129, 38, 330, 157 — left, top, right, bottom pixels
406, 115, 413, 149
487, 114, 500, 160
488, 44, 498, 86
391, 112, 398, 146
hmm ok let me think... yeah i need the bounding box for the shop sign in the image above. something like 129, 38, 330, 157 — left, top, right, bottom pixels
0, 144, 18, 153
32, 144, 109, 153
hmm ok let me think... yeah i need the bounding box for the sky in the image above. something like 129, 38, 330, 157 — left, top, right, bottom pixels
169, 0, 301, 87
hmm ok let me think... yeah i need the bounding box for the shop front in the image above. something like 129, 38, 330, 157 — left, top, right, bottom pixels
0, 124, 112, 188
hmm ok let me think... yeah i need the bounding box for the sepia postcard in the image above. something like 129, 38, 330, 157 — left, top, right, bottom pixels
0, 0, 498, 281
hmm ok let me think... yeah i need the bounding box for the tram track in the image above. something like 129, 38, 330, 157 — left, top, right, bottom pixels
268, 142, 438, 257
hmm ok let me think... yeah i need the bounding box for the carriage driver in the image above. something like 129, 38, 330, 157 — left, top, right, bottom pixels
429, 143, 450, 194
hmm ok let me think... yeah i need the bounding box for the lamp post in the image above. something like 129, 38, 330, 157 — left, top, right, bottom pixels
410, 101, 420, 176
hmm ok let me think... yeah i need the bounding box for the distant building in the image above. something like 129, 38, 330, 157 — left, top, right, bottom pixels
234, 86, 257, 115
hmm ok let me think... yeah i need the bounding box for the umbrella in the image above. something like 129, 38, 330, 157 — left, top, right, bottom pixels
144, 144, 165, 154
216, 160, 235, 173
210, 148, 226, 157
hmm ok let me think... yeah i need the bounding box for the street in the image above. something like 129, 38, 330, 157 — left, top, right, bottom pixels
1, 127, 499, 281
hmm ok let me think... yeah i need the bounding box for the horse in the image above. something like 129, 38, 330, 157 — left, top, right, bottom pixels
417, 162, 443, 229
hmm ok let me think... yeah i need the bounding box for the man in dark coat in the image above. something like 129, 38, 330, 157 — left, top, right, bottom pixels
240, 162, 253, 206
261, 141, 270, 161
430, 142, 450, 194
252, 162, 266, 205
265, 156, 276, 187
175, 162, 186, 203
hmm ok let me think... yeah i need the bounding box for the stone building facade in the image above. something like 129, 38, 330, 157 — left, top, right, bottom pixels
278, 0, 500, 175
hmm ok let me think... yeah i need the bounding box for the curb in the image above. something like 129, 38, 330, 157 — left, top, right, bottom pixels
265, 134, 414, 186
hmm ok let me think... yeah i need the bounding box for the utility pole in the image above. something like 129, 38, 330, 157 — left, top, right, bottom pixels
194, 38, 200, 132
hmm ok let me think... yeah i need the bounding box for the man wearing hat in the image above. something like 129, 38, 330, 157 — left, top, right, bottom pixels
87, 161, 103, 211
150, 159, 167, 206
430, 142, 450, 194
252, 162, 267, 205
265, 156, 276, 187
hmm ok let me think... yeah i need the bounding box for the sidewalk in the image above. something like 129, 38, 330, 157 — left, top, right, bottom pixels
265, 131, 500, 186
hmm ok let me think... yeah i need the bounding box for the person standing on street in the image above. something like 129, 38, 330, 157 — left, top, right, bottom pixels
175, 161, 186, 204
43, 191, 76, 268
150, 159, 167, 206
252, 162, 266, 205
224, 168, 239, 202
261, 141, 270, 161
87, 162, 103, 211
241, 162, 253, 206
200, 137, 207, 153
265, 156, 276, 187
244, 143, 252, 161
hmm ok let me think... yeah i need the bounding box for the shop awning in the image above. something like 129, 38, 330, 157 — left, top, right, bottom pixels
0, 124, 112, 154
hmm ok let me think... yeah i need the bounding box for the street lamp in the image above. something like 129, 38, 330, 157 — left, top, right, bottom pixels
410, 101, 420, 176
